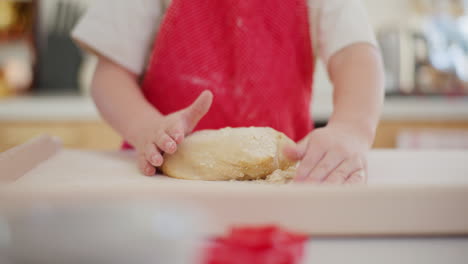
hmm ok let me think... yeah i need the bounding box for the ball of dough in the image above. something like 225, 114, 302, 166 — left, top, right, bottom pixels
162, 127, 297, 181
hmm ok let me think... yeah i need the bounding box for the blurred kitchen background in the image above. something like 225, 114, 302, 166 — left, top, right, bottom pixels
0, 0, 467, 151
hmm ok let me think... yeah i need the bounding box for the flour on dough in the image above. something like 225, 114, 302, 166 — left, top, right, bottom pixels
162, 127, 297, 182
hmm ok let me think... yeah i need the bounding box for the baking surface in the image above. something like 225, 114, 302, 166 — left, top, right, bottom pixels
2, 146, 468, 236
9, 149, 468, 187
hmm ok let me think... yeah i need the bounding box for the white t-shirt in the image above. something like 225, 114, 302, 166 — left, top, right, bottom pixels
72, 0, 376, 75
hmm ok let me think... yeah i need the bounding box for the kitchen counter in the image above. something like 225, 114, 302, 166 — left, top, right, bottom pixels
0, 95, 468, 122
311, 94, 468, 122
1, 95, 468, 150
1, 136, 468, 264
0, 96, 119, 151
0, 95, 99, 121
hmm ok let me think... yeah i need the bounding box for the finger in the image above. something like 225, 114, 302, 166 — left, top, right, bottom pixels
167, 125, 185, 144
295, 146, 326, 182
306, 151, 345, 183
283, 141, 308, 161
346, 169, 367, 184
155, 132, 177, 154
363, 156, 369, 173
138, 154, 156, 176
324, 156, 363, 184
145, 143, 163, 167
182, 90, 213, 131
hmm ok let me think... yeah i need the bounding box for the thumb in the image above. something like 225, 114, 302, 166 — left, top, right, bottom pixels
283, 137, 308, 161
182, 90, 213, 132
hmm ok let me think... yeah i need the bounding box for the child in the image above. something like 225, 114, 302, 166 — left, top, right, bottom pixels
72, 0, 384, 183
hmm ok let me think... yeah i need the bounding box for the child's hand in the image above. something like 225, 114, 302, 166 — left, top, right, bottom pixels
136, 90, 213, 176
284, 122, 372, 184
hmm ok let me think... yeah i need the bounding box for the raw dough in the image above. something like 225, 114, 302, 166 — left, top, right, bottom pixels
162, 127, 297, 182
260, 167, 297, 184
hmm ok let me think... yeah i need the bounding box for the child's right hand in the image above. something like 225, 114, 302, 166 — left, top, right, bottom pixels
136, 90, 213, 176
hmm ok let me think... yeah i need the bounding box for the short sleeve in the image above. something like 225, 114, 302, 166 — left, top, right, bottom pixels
309, 0, 377, 65
72, 0, 164, 74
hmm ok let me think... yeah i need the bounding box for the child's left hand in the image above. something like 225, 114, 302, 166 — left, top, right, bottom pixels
284, 122, 373, 184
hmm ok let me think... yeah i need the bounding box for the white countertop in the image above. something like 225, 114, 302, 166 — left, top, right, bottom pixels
0, 95, 467, 122
2, 136, 468, 263
0, 95, 100, 121
311, 94, 468, 122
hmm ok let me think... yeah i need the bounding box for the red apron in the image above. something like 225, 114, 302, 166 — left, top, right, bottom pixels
124, 0, 315, 149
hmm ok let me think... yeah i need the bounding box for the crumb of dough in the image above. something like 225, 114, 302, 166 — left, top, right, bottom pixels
231, 166, 296, 184
255, 167, 296, 184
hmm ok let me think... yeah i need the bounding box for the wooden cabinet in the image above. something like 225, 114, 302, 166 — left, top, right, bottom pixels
0, 121, 122, 152
373, 120, 468, 148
